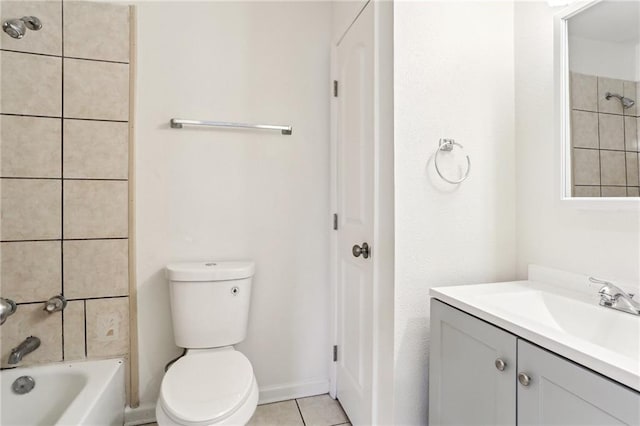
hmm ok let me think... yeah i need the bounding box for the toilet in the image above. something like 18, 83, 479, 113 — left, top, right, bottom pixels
156, 261, 259, 426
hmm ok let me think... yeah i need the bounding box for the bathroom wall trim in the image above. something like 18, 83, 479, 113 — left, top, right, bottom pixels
257, 379, 331, 405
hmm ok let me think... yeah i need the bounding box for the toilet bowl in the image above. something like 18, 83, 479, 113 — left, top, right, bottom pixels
156, 261, 258, 426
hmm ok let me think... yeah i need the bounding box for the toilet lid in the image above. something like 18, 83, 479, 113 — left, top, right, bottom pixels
160, 350, 254, 424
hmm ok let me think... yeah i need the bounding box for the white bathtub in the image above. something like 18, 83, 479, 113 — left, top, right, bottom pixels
1, 358, 125, 426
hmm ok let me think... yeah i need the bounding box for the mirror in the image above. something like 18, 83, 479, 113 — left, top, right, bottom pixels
561, 1, 639, 198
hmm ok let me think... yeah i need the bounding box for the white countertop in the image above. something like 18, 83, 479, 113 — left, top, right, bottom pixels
430, 266, 640, 392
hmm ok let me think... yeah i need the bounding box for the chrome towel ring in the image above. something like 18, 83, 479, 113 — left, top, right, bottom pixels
434, 138, 471, 184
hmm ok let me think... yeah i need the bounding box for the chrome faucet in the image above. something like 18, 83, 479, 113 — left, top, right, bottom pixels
590, 277, 640, 316
0, 297, 17, 325
8, 336, 41, 364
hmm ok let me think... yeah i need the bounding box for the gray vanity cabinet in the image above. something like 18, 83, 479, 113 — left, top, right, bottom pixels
430, 299, 640, 426
517, 340, 640, 425
429, 299, 517, 425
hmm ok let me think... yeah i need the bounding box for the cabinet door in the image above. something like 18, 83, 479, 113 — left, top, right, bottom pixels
518, 340, 640, 425
429, 299, 517, 426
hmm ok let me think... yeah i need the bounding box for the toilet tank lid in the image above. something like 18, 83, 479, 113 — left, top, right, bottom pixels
166, 261, 255, 282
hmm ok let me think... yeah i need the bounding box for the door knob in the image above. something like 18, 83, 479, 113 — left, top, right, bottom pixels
518, 372, 532, 386
495, 358, 506, 371
352, 242, 370, 259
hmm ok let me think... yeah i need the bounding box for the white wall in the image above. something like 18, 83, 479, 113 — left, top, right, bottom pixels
569, 36, 638, 81
134, 1, 332, 408
515, 3, 640, 285
393, 2, 516, 424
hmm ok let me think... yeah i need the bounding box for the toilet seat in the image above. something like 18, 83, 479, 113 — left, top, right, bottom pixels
159, 350, 255, 425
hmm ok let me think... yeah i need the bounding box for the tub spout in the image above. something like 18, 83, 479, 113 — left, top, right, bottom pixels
8, 336, 40, 364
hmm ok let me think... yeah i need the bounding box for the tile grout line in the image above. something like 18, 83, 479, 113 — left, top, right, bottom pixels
1, 112, 128, 123
294, 398, 307, 426
61, 0, 65, 361
84, 299, 88, 358
0, 48, 130, 65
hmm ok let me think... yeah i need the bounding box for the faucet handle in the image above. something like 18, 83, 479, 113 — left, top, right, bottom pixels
589, 276, 613, 287
43, 295, 67, 313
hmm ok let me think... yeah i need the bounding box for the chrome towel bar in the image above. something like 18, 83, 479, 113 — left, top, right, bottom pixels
170, 118, 292, 135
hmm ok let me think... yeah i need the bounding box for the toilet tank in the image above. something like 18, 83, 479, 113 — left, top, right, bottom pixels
166, 261, 255, 349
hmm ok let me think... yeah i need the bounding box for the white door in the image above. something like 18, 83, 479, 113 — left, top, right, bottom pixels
335, 3, 374, 425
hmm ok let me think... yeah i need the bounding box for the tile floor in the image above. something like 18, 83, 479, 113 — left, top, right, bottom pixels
144, 393, 350, 426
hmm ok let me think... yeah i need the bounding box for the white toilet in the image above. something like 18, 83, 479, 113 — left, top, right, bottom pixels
156, 261, 259, 426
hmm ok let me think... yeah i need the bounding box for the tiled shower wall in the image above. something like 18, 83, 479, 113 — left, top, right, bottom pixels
0, 1, 132, 367
571, 72, 639, 197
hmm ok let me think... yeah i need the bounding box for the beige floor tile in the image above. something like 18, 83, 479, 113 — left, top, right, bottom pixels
1, 241, 61, 303
247, 400, 304, 426
297, 394, 349, 426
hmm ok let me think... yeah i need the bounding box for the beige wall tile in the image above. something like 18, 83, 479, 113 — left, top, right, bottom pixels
296, 394, 349, 426
598, 77, 624, 115
1, 178, 61, 241
63, 59, 129, 121
63, 300, 85, 361
63, 119, 128, 179
571, 110, 598, 149
1, 51, 61, 116
598, 113, 624, 151
0, 303, 62, 367
63, 180, 128, 239
570, 73, 597, 112
627, 187, 640, 197
600, 150, 626, 186
601, 186, 627, 197
573, 186, 600, 197
623, 80, 637, 117
1, 241, 61, 303
247, 400, 304, 426
627, 152, 639, 187
1, 115, 61, 178
0, 1, 62, 56
63, 239, 128, 299
64, 1, 129, 62
572, 148, 600, 186
85, 297, 129, 358
625, 116, 638, 152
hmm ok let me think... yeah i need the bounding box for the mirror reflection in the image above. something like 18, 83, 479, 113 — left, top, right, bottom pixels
568, 1, 639, 197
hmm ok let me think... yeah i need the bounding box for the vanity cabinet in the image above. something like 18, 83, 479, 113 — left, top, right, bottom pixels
429, 299, 640, 426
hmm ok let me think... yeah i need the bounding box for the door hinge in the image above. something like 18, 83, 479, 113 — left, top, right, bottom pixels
333, 213, 338, 230
333, 80, 338, 97
333, 345, 338, 362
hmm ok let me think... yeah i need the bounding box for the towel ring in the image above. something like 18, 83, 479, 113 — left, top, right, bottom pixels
434, 139, 471, 184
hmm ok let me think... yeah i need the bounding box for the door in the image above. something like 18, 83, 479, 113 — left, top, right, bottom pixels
335, 3, 374, 425
429, 300, 517, 426
518, 340, 640, 425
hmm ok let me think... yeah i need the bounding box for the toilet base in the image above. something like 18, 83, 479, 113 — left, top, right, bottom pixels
156, 377, 258, 426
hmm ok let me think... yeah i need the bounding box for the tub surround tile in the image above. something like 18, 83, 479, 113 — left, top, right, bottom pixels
598, 77, 624, 115
600, 150, 626, 186
0, 1, 62, 56
598, 113, 624, 151
570, 73, 597, 112
573, 186, 600, 197
0, 241, 61, 303
63, 300, 86, 360
63, 239, 129, 299
63, 1, 130, 63
63, 180, 128, 239
1, 51, 62, 116
1, 115, 62, 178
63, 119, 129, 179
247, 400, 304, 426
63, 58, 129, 121
296, 394, 349, 426
85, 297, 129, 358
0, 303, 62, 368
1, 178, 61, 241
623, 80, 637, 117
627, 187, 640, 197
572, 149, 600, 186
624, 116, 638, 152
571, 110, 598, 149
626, 152, 639, 187
601, 186, 627, 197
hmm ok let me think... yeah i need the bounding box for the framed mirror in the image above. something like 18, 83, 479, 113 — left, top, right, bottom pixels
558, 1, 639, 201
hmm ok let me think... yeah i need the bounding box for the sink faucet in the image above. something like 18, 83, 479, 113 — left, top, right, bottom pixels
590, 277, 640, 316
8, 336, 41, 364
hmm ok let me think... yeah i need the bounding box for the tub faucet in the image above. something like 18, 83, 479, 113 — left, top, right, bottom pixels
1, 297, 17, 325
8, 336, 41, 364
590, 277, 640, 316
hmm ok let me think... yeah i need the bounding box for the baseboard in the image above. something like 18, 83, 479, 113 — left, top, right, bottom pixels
258, 379, 330, 405
124, 402, 156, 426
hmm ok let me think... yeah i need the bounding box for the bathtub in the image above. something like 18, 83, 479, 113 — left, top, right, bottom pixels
1, 358, 125, 426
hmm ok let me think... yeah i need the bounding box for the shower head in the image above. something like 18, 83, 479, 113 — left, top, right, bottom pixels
605, 92, 635, 109
2, 16, 42, 39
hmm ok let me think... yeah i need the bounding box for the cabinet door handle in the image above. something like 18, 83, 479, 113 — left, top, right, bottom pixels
518, 372, 532, 386
494, 358, 506, 371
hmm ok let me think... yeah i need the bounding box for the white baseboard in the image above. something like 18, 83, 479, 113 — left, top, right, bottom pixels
124, 402, 156, 426
258, 379, 330, 405
123, 379, 330, 425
